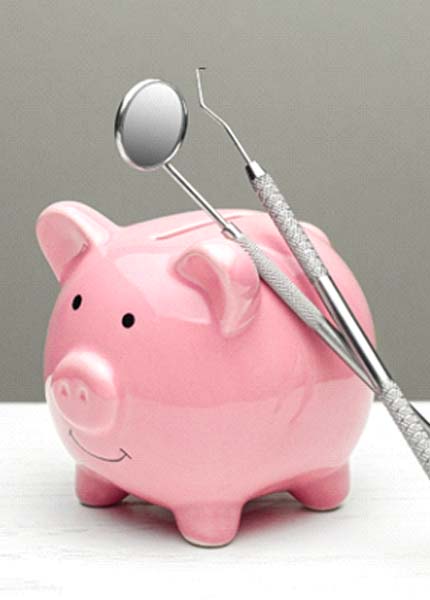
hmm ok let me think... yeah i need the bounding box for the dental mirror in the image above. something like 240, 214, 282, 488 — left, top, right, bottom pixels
115, 79, 188, 171
115, 78, 233, 232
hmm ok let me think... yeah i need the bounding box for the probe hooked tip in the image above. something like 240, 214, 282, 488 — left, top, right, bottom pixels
195, 67, 208, 109
194, 66, 253, 166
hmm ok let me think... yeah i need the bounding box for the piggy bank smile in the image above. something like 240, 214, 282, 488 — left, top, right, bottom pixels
68, 429, 131, 463
45, 372, 132, 464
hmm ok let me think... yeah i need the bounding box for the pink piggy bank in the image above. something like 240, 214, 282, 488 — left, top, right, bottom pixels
37, 202, 374, 547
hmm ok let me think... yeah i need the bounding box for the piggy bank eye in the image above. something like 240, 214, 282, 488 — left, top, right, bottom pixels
122, 313, 135, 328
72, 294, 82, 310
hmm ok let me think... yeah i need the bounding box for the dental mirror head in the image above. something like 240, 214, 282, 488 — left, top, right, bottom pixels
114, 77, 235, 234
115, 79, 188, 171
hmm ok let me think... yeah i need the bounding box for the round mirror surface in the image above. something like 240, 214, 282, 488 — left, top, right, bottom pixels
115, 79, 188, 171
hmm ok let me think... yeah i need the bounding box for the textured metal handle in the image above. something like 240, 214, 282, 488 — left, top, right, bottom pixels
252, 173, 328, 282
235, 233, 376, 388
252, 172, 430, 480
378, 381, 430, 477
236, 233, 323, 330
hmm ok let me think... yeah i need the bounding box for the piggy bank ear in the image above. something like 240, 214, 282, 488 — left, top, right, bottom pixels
175, 238, 261, 337
36, 201, 115, 282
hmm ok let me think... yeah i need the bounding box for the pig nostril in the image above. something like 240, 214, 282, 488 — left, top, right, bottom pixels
78, 388, 88, 403
59, 383, 69, 399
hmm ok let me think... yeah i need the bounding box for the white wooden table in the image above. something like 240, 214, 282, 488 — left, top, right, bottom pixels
1, 402, 429, 598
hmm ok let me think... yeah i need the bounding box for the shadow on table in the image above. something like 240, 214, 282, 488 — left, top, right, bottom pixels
240, 493, 316, 540
94, 492, 316, 546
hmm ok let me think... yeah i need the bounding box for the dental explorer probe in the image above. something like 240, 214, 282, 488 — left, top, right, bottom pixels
196, 67, 430, 479
114, 79, 374, 390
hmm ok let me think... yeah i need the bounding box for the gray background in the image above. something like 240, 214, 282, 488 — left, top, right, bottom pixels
1, 0, 430, 402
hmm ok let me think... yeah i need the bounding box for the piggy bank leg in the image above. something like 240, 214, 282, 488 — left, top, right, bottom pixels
174, 503, 242, 547
289, 463, 350, 511
75, 465, 128, 507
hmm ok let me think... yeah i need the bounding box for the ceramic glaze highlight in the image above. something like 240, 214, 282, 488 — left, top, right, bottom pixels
37, 203, 375, 547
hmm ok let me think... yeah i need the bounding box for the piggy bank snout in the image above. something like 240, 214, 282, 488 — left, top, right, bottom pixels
49, 352, 118, 433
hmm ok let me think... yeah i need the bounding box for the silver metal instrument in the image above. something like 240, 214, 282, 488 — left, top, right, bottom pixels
196, 67, 430, 479
114, 79, 374, 389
